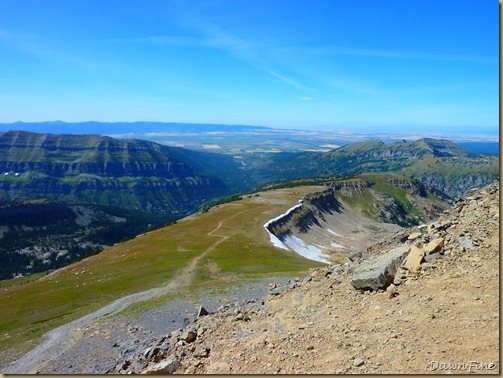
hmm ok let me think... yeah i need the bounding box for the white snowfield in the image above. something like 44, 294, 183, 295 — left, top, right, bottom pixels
263, 204, 330, 264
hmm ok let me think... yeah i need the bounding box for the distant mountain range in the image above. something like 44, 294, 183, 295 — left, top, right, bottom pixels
0, 121, 270, 135
0, 130, 498, 209
248, 138, 499, 199
0, 121, 497, 156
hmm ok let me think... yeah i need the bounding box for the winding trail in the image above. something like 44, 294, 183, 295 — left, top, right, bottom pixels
4, 211, 246, 374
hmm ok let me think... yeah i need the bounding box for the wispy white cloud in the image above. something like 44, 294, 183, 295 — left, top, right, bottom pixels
266, 70, 315, 92
308, 45, 497, 64
150, 12, 317, 93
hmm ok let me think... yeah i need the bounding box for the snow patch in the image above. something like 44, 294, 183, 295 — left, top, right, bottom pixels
283, 235, 330, 263
263, 204, 302, 229
264, 203, 329, 263
327, 229, 343, 237
330, 242, 346, 249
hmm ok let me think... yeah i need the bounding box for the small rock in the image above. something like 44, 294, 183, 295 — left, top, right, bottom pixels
145, 359, 181, 374
403, 245, 424, 271
424, 251, 441, 262
194, 347, 210, 358
424, 238, 444, 255
180, 329, 197, 343
351, 246, 410, 291
408, 232, 422, 241
386, 284, 398, 298
353, 358, 365, 367
197, 306, 209, 317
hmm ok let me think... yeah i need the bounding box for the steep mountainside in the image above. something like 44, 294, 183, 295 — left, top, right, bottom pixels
0, 130, 245, 214
0, 200, 170, 280
134, 182, 499, 375
248, 138, 498, 198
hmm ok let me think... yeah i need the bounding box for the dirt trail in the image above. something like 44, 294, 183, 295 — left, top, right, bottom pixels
3, 211, 246, 374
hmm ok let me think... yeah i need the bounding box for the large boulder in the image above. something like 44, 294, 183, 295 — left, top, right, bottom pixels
351, 246, 410, 291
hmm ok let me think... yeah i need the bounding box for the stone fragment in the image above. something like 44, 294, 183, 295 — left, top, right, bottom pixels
407, 232, 422, 241
403, 246, 424, 271
311, 267, 331, 280
145, 359, 181, 374
429, 221, 452, 231
351, 246, 410, 291
180, 329, 197, 343
424, 238, 444, 255
423, 253, 441, 262
197, 306, 209, 317
353, 358, 365, 367
386, 284, 398, 298
194, 347, 210, 358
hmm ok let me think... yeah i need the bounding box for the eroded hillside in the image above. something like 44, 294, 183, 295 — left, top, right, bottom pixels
133, 181, 499, 375
265, 174, 450, 264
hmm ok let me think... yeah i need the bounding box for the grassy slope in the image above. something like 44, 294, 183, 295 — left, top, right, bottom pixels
0, 186, 323, 355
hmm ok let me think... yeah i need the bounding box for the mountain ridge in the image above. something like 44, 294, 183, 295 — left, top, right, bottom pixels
248, 137, 498, 198
0, 130, 245, 214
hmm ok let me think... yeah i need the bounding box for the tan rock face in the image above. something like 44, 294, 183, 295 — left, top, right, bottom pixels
424, 238, 444, 254
403, 245, 424, 271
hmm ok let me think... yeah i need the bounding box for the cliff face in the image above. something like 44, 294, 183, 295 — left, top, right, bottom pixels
0, 131, 236, 214
264, 174, 450, 264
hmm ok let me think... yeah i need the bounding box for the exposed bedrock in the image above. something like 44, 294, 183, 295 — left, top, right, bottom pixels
264, 187, 402, 264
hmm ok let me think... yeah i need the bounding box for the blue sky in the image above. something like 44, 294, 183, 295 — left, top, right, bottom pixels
0, 0, 498, 134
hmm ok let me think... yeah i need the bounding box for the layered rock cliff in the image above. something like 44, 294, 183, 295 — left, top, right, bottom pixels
264, 174, 450, 264
0, 131, 239, 214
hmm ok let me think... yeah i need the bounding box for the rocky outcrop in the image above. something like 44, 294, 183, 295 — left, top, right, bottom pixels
264, 175, 450, 264
350, 180, 499, 290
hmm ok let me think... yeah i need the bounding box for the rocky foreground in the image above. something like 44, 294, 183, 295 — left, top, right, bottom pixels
129, 182, 499, 375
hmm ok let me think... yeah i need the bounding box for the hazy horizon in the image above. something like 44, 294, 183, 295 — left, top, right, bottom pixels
0, 0, 498, 135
